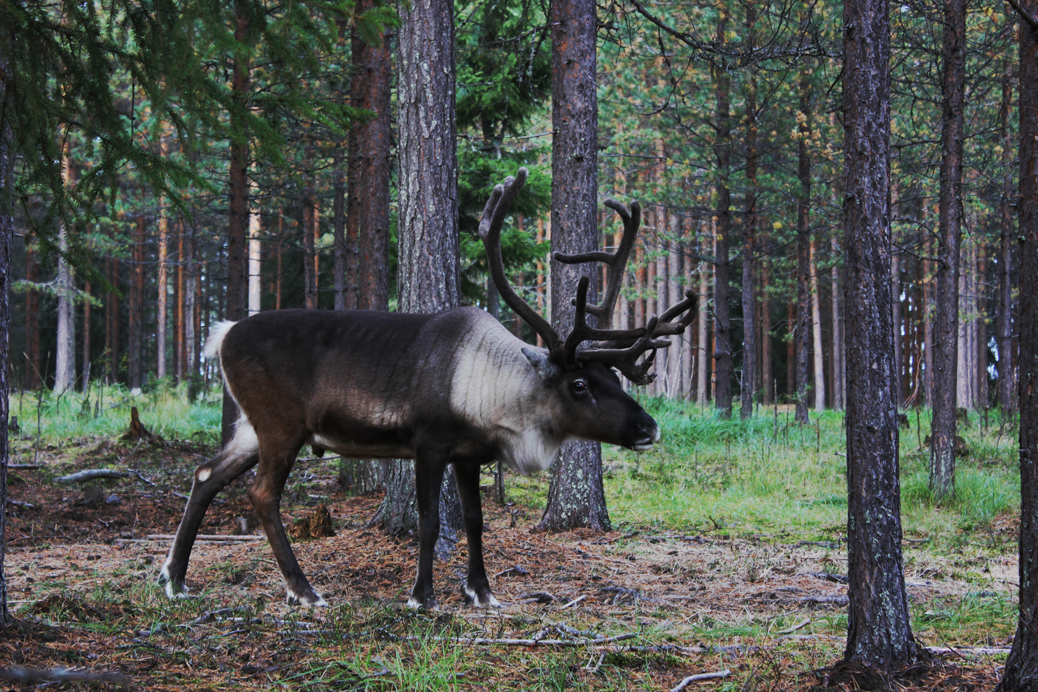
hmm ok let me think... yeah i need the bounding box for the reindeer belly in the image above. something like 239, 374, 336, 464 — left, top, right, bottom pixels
307, 430, 414, 459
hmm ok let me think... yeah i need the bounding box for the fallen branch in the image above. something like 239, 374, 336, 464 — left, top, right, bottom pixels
0, 666, 131, 687
7, 499, 35, 510
773, 618, 810, 635
926, 645, 1011, 657
799, 595, 848, 606
390, 633, 636, 648
561, 595, 587, 609
9, 463, 42, 470
146, 533, 266, 542
669, 669, 731, 692
56, 469, 132, 484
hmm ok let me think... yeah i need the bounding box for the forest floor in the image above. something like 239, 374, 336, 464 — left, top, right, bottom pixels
0, 429, 1016, 691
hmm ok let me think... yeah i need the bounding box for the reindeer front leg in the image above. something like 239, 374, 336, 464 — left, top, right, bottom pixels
455, 463, 499, 607
248, 439, 326, 606
410, 448, 449, 609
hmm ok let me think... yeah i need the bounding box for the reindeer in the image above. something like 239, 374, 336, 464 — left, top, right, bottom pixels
159, 169, 695, 608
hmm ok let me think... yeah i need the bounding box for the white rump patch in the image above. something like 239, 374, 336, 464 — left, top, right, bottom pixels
204, 320, 238, 360
226, 415, 260, 459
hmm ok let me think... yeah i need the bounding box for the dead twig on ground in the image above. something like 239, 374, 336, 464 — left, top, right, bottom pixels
56, 469, 133, 484
669, 669, 731, 692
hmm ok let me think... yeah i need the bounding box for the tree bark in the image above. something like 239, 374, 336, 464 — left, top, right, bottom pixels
376, 0, 462, 551
712, 8, 733, 418
222, 0, 251, 443
837, 0, 920, 673
349, 0, 392, 313
795, 74, 812, 424
127, 215, 145, 389
697, 249, 710, 405
1000, 9, 1038, 688
24, 238, 40, 389
537, 0, 610, 532
929, 0, 966, 500
831, 238, 845, 410
156, 161, 169, 380
303, 181, 319, 310
741, 9, 758, 419
998, 53, 1016, 413
809, 236, 825, 411
0, 37, 15, 625
54, 145, 76, 394
106, 256, 120, 383
248, 184, 262, 315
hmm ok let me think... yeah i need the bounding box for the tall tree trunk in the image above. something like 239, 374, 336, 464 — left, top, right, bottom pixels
127, 215, 145, 389
25, 238, 40, 389
892, 245, 903, 404
537, 0, 610, 531
809, 236, 826, 411
106, 256, 120, 383
697, 251, 710, 405
760, 262, 773, 405
303, 181, 319, 310
831, 238, 845, 410
0, 39, 15, 625
1000, 8, 1038, 687
81, 281, 91, 392
341, 8, 392, 493
667, 213, 683, 396
184, 225, 197, 382
741, 4, 758, 419
795, 74, 812, 424
923, 220, 935, 406
349, 1, 392, 314
248, 185, 262, 315
712, 9, 733, 418
54, 145, 76, 394
929, 0, 966, 500
998, 53, 1016, 413
333, 149, 348, 311
837, 0, 919, 673
157, 189, 169, 380
222, 0, 251, 443
376, 0, 462, 552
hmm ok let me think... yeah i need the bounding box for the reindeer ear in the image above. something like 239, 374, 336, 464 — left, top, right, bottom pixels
522, 347, 562, 381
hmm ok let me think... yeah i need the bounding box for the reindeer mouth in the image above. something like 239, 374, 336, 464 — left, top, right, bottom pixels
630, 438, 657, 452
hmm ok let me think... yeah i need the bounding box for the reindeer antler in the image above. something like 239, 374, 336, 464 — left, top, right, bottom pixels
479, 169, 566, 362
480, 171, 698, 385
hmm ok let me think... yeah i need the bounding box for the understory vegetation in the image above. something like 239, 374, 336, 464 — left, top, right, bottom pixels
3, 383, 1020, 689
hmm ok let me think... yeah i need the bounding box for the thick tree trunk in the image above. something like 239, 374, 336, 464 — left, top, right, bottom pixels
537, 0, 610, 532
929, 0, 966, 500
713, 10, 733, 418
1001, 9, 1038, 687
350, 4, 392, 313
837, 0, 919, 673
376, 0, 462, 550
795, 75, 812, 424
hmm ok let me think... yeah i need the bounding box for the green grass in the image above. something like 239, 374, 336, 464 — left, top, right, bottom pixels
10, 379, 224, 445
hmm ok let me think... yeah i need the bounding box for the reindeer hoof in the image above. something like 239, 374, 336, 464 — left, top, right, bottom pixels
286, 587, 327, 607
158, 567, 190, 599
463, 585, 501, 608
406, 594, 437, 610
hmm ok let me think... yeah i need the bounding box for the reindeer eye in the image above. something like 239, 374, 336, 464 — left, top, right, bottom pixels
571, 379, 589, 395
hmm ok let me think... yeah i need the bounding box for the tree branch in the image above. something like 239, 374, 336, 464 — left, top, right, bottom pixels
1006, 0, 1038, 29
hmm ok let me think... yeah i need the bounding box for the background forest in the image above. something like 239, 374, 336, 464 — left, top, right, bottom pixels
7, 0, 1022, 419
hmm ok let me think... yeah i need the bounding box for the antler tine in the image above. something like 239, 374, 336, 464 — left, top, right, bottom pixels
553, 199, 641, 326
563, 277, 651, 364
579, 315, 672, 386
650, 289, 698, 337
479, 168, 565, 360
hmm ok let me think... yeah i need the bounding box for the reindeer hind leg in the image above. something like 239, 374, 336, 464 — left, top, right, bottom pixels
159, 419, 260, 597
